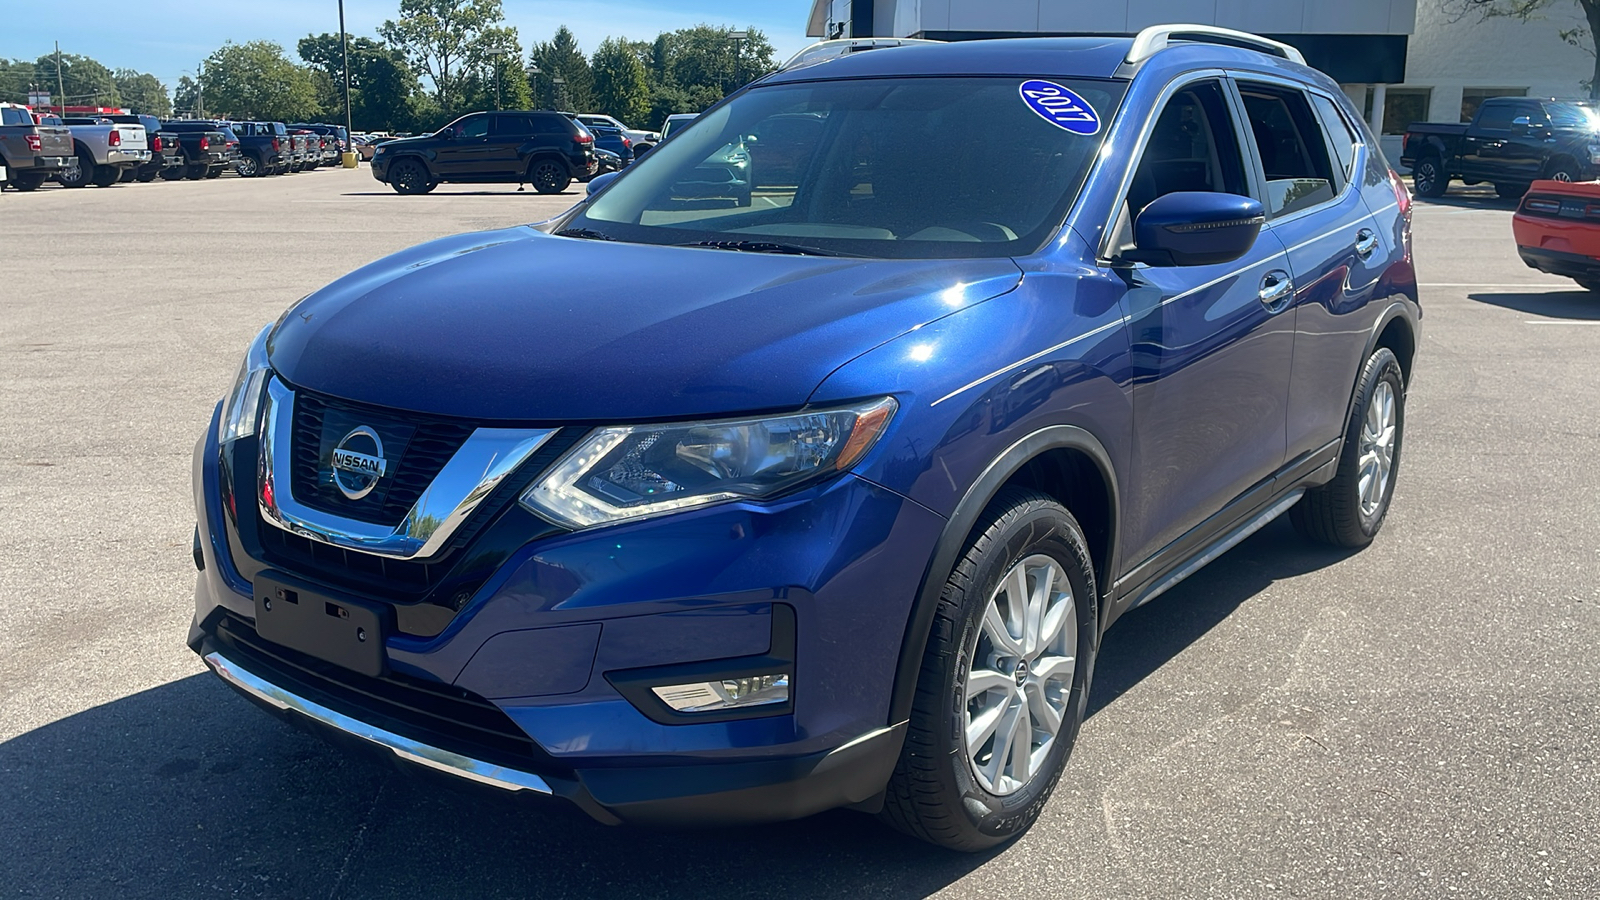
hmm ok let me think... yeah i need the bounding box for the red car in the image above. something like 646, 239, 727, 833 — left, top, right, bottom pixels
1512, 179, 1600, 291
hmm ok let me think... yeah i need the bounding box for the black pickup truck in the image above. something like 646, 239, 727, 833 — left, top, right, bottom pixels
226, 121, 290, 176
1402, 97, 1600, 199
101, 114, 184, 181
160, 121, 235, 179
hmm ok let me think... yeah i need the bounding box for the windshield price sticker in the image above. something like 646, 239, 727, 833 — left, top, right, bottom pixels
1019, 80, 1100, 135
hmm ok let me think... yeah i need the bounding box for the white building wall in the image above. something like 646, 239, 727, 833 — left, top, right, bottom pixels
1406, 0, 1590, 121
855, 0, 1419, 36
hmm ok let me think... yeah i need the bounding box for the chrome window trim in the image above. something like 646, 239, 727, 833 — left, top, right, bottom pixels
1084, 67, 1232, 262
256, 377, 557, 560
203, 651, 553, 794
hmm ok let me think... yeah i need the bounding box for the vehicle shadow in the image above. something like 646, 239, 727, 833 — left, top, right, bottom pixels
1468, 289, 1600, 319
340, 190, 578, 197
1087, 516, 1357, 718
0, 519, 1345, 899
1415, 191, 1520, 211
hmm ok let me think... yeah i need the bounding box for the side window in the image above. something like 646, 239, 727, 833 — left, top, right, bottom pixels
1124, 80, 1249, 224
1238, 84, 1337, 218
1310, 93, 1360, 186
490, 115, 532, 137
458, 115, 489, 139
1475, 102, 1516, 131
528, 115, 569, 136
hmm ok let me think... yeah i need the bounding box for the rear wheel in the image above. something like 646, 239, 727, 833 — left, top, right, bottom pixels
236, 155, 260, 178
205, 166, 223, 179
880, 487, 1097, 851
529, 158, 570, 194
10, 170, 48, 191
159, 166, 184, 181
117, 167, 138, 183
1290, 347, 1405, 548
1411, 157, 1447, 198
388, 158, 434, 195
136, 168, 159, 183
91, 165, 121, 187
185, 163, 208, 180
58, 151, 93, 188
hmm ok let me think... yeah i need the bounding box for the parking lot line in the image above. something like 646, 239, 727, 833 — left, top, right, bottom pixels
1523, 320, 1600, 325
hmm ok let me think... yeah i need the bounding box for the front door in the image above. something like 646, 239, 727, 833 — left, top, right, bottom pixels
433, 114, 492, 178
1113, 78, 1295, 570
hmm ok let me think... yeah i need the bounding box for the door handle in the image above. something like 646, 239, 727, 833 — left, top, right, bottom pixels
1355, 229, 1379, 259
1258, 269, 1294, 311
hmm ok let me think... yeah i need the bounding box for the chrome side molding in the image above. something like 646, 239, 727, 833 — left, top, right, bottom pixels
204, 650, 553, 795
257, 377, 556, 560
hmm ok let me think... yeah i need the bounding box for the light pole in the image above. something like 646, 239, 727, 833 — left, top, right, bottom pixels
728, 30, 748, 90
552, 74, 568, 112
339, 0, 353, 138
55, 42, 65, 118
529, 60, 542, 109
488, 48, 506, 110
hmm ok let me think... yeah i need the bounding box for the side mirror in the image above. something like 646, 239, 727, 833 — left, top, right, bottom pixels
1125, 192, 1265, 267
586, 171, 620, 196
1511, 115, 1530, 136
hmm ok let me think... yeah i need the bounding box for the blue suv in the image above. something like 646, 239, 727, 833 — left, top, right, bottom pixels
190, 27, 1418, 850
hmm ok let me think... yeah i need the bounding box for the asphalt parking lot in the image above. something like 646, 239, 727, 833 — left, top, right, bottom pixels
2, 168, 1598, 899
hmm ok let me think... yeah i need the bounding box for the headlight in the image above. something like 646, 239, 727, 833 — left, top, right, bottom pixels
217, 324, 272, 444
521, 398, 898, 529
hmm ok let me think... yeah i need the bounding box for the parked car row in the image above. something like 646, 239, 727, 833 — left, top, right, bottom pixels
0, 103, 355, 191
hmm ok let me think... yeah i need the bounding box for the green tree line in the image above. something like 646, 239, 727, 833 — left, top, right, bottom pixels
3, 0, 774, 132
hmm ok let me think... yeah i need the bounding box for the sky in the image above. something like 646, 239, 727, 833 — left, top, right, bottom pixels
4, 0, 818, 100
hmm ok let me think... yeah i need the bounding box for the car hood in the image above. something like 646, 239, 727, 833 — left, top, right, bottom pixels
268, 227, 1023, 421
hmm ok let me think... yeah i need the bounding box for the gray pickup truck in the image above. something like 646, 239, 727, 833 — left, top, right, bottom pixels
55, 117, 151, 188
0, 103, 72, 191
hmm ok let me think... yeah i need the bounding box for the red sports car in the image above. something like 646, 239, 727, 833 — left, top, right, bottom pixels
1512, 179, 1600, 291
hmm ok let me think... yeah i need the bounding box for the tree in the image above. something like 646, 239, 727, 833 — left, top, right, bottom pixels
529, 26, 593, 111
33, 52, 119, 108
1447, 0, 1600, 98
200, 41, 322, 121
591, 37, 649, 124
114, 69, 171, 116
299, 34, 425, 129
174, 75, 202, 117
379, 0, 506, 115
661, 25, 775, 98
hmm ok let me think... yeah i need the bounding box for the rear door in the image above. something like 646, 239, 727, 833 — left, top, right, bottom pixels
1112, 77, 1294, 571
1232, 78, 1388, 463
488, 113, 535, 176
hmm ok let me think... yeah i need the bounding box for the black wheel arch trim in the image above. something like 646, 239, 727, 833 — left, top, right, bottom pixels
885, 424, 1119, 726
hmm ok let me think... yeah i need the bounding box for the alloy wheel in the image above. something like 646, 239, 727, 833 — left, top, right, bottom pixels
1414, 162, 1435, 194
1358, 380, 1397, 518
1552, 169, 1575, 182
964, 553, 1077, 796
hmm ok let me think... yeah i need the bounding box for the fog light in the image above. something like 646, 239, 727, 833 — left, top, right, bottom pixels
651, 673, 789, 713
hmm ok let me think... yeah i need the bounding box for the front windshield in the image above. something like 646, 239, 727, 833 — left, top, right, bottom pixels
568, 76, 1125, 259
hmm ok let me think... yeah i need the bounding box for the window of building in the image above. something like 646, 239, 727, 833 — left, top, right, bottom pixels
1380, 88, 1431, 136
1461, 88, 1527, 123
1238, 84, 1338, 218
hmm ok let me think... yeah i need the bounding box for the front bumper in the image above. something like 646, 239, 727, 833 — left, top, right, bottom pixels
189, 401, 941, 824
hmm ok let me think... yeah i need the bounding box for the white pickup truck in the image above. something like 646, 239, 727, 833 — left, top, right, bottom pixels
53, 117, 151, 188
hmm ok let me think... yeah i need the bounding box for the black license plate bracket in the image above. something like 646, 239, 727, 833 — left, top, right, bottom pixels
253, 572, 388, 677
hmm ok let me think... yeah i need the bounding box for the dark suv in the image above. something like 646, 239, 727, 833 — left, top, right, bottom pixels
370, 110, 597, 194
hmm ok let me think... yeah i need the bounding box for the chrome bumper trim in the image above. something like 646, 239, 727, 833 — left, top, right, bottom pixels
257, 376, 557, 560
204, 650, 553, 794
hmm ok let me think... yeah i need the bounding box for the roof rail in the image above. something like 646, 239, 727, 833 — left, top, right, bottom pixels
1126, 24, 1306, 65
779, 38, 943, 72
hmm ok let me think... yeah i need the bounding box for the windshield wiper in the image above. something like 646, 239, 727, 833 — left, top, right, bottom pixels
684, 240, 853, 257
554, 227, 616, 241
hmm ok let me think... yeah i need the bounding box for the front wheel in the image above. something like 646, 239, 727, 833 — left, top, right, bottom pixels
1545, 159, 1581, 183
236, 155, 260, 178
529, 158, 571, 194
880, 487, 1097, 851
1411, 157, 1447, 198
58, 151, 93, 188
388, 158, 434, 195
136, 168, 159, 183
91, 165, 122, 187
1290, 347, 1405, 547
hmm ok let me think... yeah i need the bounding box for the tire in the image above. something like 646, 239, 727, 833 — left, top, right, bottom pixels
185, 164, 208, 180
1545, 158, 1581, 184
136, 168, 159, 183
1411, 157, 1447, 198
10, 170, 48, 191
236, 155, 261, 178
91, 165, 121, 187
529, 158, 571, 194
58, 150, 94, 188
205, 166, 222, 179
880, 487, 1098, 852
1290, 347, 1405, 548
117, 167, 138, 183
159, 167, 184, 181
1494, 183, 1529, 199
388, 158, 434, 195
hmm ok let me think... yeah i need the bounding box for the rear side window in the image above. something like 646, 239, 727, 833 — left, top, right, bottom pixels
1238, 84, 1337, 218
490, 115, 533, 137
1310, 93, 1360, 185
529, 114, 572, 136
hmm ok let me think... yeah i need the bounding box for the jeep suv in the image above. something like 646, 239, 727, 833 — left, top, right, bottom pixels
370, 110, 597, 194
190, 27, 1418, 850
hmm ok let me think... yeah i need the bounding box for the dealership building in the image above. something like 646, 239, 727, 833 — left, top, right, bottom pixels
806, 0, 1592, 164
